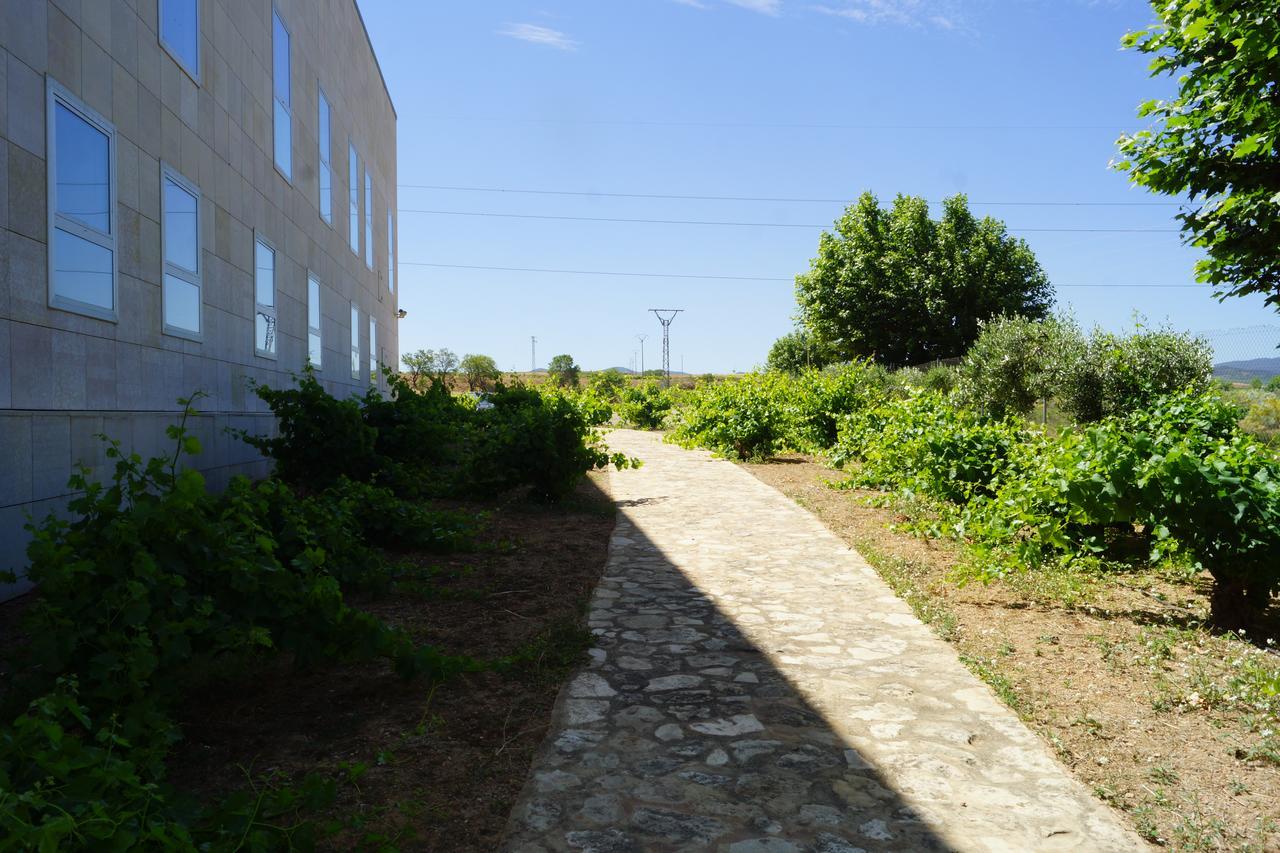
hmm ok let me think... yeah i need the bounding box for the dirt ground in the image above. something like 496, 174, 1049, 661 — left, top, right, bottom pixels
167, 472, 616, 851
744, 455, 1280, 852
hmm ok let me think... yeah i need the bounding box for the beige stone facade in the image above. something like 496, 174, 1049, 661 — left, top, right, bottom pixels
0, 0, 399, 598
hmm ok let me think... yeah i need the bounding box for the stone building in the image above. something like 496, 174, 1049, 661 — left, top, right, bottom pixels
0, 0, 399, 599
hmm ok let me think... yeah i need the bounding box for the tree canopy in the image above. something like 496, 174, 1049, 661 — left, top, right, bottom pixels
1116, 2, 1280, 308
401, 348, 458, 385
766, 330, 836, 374
547, 354, 581, 388
794, 192, 1053, 366
460, 354, 501, 391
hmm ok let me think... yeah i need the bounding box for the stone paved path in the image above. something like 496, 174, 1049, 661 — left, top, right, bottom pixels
503, 431, 1143, 852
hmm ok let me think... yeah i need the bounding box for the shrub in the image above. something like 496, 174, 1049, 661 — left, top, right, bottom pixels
964, 391, 1279, 628
248, 373, 631, 503
1268, 375, 1280, 393
465, 386, 636, 502
1057, 326, 1212, 422
1, 404, 484, 847
242, 367, 378, 491
617, 380, 674, 430
589, 369, 628, 401
921, 365, 958, 395
957, 316, 1082, 419
1241, 396, 1280, 445
833, 392, 1030, 503
567, 387, 614, 427
667, 373, 795, 460
790, 361, 892, 451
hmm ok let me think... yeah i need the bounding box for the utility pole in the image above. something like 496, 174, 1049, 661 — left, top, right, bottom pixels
649, 309, 684, 388
531, 336, 536, 373
637, 334, 648, 376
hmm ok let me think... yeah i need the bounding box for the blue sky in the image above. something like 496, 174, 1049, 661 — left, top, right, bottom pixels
359, 0, 1276, 373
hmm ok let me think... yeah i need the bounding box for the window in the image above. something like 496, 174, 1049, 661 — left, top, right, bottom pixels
348, 142, 359, 255
387, 210, 395, 294
159, 0, 200, 81
254, 236, 277, 358
369, 317, 377, 384
47, 81, 117, 320
364, 173, 373, 269
318, 88, 332, 224
350, 302, 360, 379
161, 164, 201, 338
272, 10, 291, 180
307, 274, 322, 368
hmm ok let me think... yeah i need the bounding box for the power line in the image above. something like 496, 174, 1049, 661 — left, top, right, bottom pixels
397, 261, 1204, 288
425, 116, 1122, 131
396, 208, 1179, 233
398, 183, 1183, 207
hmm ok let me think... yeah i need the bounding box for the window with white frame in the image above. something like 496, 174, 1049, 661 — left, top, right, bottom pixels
387, 210, 395, 294
348, 142, 359, 255
364, 173, 373, 269
254, 237, 277, 358
159, 0, 200, 81
318, 87, 332, 224
350, 302, 360, 379
369, 317, 377, 384
307, 274, 322, 368
47, 81, 117, 320
272, 10, 291, 180
161, 164, 201, 337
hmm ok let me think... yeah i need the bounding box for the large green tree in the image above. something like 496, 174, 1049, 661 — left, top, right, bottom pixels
795, 193, 1052, 366
765, 329, 836, 374
1116, 2, 1280, 308
460, 353, 500, 391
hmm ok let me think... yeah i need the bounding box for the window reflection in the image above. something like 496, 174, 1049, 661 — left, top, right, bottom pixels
54, 103, 110, 234
53, 228, 114, 310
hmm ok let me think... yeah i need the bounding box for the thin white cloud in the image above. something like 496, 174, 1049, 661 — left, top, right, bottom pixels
669, 0, 710, 7
811, 1, 962, 30
498, 22, 579, 50
726, 0, 783, 14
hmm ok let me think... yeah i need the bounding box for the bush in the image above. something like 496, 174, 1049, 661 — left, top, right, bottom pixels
567, 387, 614, 427
589, 369, 628, 401
833, 392, 1030, 503
790, 361, 892, 451
464, 385, 636, 502
668, 373, 795, 460
1057, 326, 1212, 422
1, 404, 482, 846
242, 367, 378, 491
957, 316, 1081, 419
248, 372, 632, 503
963, 391, 1279, 628
617, 380, 674, 430
1241, 395, 1280, 444
921, 365, 958, 395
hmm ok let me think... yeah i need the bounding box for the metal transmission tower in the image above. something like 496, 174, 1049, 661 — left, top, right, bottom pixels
531, 336, 537, 373
637, 334, 648, 376
649, 309, 683, 387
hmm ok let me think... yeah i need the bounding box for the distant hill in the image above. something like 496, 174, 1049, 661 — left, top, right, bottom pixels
1214, 357, 1280, 382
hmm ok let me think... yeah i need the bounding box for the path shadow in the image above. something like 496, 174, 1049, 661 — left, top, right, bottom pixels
504, 513, 958, 852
